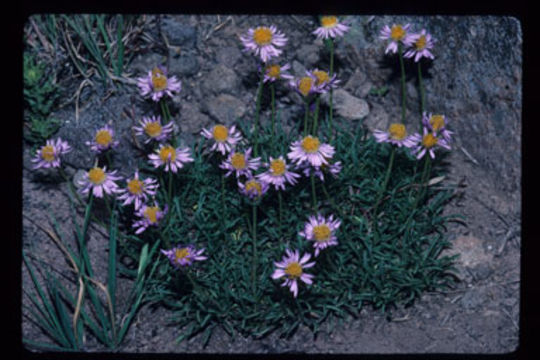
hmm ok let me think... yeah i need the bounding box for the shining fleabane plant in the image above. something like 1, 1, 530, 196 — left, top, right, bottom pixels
137, 66, 182, 102
271, 249, 315, 298
31, 137, 71, 170
239, 25, 288, 63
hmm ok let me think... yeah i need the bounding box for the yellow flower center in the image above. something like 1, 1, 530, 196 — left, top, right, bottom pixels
231, 153, 246, 170
415, 34, 427, 50
151, 67, 168, 91
270, 159, 286, 176
253, 27, 273, 46
159, 145, 176, 163
144, 206, 160, 223
285, 262, 303, 279
313, 224, 331, 242
321, 16, 338, 28
388, 123, 407, 140
422, 133, 438, 148
298, 77, 314, 97
429, 115, 445, 132
313, 70, 330, 86
144, 122, 163, 138
245, 179, 262, 195
390, 25, 406, 41
95, 129, 113, 146
301, 136, 321, 153
174, 247, 190, 261
127, 178, 144, 195
266, 64, 281, 78
88, 167, 106, 185
41, 145, 55, 162
212, 125, 228, 142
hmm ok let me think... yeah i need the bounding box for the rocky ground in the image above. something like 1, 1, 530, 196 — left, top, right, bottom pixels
22, 15, 521, 353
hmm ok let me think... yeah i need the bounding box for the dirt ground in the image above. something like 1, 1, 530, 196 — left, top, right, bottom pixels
21, 15, 522, 354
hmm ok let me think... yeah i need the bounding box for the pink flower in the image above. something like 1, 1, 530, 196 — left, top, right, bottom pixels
31, 138, 71, 169
379, 23, 414, 54
78, 166, 121, 198
373, 123, 421, 148
86, 125, 119, 153
263, 63, 294, 83
313, 16, 350, 40
201, 124, 243, 155
137, 66, 181, 102
287, 135, 335, 167
271, 249, 315, 298
219, 147, 261, 178
403, 29, 435, 62
133, 115, 175, 144
239, 25, 288, 63
256, 156, 300, 191
116, 170, 159, 210
413, 126, 451, 160
309, 68, 340, 94
421, 112, 453, 143
132, 203, 168, 234
238, 176, 269, 200
299, 160, 342, 182
161, 245, 207, 268
148, 144, 194, 173
299, 213, 341, 257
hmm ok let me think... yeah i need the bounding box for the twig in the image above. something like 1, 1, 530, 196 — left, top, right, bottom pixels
497, 226, 520, 256
459, 146, 479, 165
472, 194, 511, 228
75, 78, 94, 125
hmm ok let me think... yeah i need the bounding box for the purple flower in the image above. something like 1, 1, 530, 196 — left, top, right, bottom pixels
133, 115, 175, 144
299, 160, 342, 182
403, 29, 435, 62
31, 138, 71, 169
263, 63, 294, 83
137, 66, 181, 102
309, 68, 340, 94
161, 244, 207, 268
256, 156, 301, 191
86, 125, 119, 153
313, 16, 350, 40
148, 144, 194, 173
116, 170, 159, 210
289, 73, 318, 98
132, 202, 168, 234
78, 166, 121, 198
238, 176, 269, 200
219, 147, 261, 178
201, 124, 243, 155
379, 23, 414, 54
271, 249, 315, 298
373, 123, 421, 148
239, 25, 288, 63
422, 112, 453, 143
299, 213, 341, 257
413, 126, 451, 160
287, 135, 335, 167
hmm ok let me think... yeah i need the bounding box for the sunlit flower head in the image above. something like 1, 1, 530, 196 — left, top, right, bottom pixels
238, 176, 270, 200
309, 69, 340, 94
161, 244, 207, 268
271, 249, 315, 298
86, 125, 119, 153
403, 29, 435, 62
133, 115, 175, 144
299, 213, 341, 257
299, 159, 342, 182
422, 112, 453, 143
290, 73, 318, 98
137, 65, 181, 102
31, 138, 71, 169
413, 126, 451, 160
379, 23, 413, 54
132, 202, 168, 234
78, 166, 121, 198
116, 170, 159, 210
239, 25, 288, 63
287, 135, 335, 167
219, 147, 261, 178
256, 156, 301, 191
201, 124, 243, 155
263, 63, 294, 83
373, 123, 421, 148
313, 16, 350, 40
148, 144, 194, 173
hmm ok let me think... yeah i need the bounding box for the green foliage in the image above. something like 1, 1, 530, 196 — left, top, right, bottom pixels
23, 52, 62, 144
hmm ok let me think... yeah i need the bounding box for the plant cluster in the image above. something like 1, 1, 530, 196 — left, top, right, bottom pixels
23, 16, 460, 351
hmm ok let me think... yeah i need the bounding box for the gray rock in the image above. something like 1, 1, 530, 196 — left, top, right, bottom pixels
200, 64, 241, 95
216, 46, 242, 66
169, 52, 200, 78
323, 89, 369, 121
295, 44, 321, 69
177, 102, 212, 136
129, 53, 165, 75
203, 94, 246, 126
162, 18, 197, 47
292, 60, 307, 77
343, 69, 372, 98
460, 288, 487, 310
362, 102, 389, 133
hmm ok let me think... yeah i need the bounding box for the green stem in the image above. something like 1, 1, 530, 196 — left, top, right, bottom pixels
313, 96, 320, 135
414, 155, 432, 210
398, 43, 407, 123
168, 170, 173, 206
311, 174, 318, 212
329, 38, 335, 139
373, 147, 396, 216
418, 61, 426, 115
304, 100, 310, 137
251, 203, 258, 296
160, 99, 168, 121
271, 82, 276, 144
253, 74, 264, 157
59, 167, 84, 206
278, 191, 283, 239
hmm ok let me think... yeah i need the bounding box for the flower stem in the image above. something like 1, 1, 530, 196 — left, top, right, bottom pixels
413, 155, 432, 210
310, 174, 318, 212
253, 74, 264, 157
251, 203, 258, 296
373, 146, 396, 216
418, 61, 426, 114
398, 43, 407, 123
304, 100, 310, 137
312, 96, 320, 135
278, 191, 283, 239
168, 170, 173, 205
329, 38, 335, 140
271, 82, 276, 144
